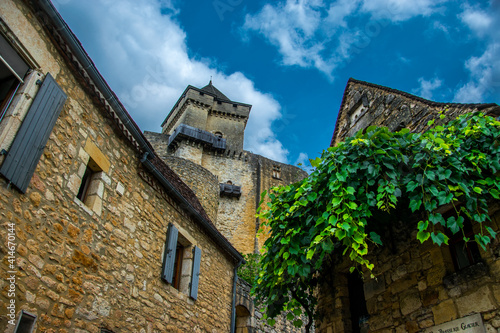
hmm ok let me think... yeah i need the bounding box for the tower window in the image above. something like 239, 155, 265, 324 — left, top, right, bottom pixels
272, 165, 281, 179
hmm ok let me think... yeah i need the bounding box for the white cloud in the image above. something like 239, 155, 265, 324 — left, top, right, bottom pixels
454, 2, 500, 103
243, 0, 336, 77
243, 0, 449, 78
361, 0, 448, 22
454, 42, 500, 103
459, 5, 492, 37
413, 77, 443, 100
55, 0, 290, 162
294, 152, 313, 173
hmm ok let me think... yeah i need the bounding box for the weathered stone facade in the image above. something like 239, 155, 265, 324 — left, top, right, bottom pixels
317, 79, 500, 333
145, 83, 307, 255
0, 1, 242, 332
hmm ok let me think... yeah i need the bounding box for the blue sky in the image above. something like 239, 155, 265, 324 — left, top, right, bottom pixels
54, 0, 499, 168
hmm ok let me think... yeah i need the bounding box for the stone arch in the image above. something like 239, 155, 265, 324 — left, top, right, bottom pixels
235, 304, 252, 333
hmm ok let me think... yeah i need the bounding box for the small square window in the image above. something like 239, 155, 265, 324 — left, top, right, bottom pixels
76, 156, 105, 215
14, 310, 37, 333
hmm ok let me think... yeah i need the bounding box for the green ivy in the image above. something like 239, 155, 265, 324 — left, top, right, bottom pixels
252, 112, 500, 331
237, 253, 262, 284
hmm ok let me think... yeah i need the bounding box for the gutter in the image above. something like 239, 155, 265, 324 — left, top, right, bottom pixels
141, 153, 244, 262
230, 260, 243, 333
35, 0, 151, 153
35, 0, 244, 263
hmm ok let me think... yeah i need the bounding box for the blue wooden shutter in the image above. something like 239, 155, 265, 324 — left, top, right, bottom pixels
0, 73, 66, 193
190, 246, 202, 300
161, 223, 178, 284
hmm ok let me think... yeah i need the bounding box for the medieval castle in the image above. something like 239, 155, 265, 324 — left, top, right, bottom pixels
1, 1, 500, 333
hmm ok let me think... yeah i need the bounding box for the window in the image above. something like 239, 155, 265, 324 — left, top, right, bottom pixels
13, 310, 37, 333
0, 33, 29, 123
73, 139, 110, 216
448, 218, 481, 271
272, 165, 281, 179
0, 32, 66, 193
76, 164, 93, 202
214, 131, 223, 138
348, 272, 369, 333
162, 223, 202, 300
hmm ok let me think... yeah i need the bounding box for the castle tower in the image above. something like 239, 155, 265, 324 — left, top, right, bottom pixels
160, 81, 251, 164
145, 82, 307, 254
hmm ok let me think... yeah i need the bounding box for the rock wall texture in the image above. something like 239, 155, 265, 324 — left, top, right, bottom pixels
0, 1, 237, 332
331, 78, 500, 146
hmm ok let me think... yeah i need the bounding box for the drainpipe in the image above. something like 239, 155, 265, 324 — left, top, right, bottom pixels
230, 260, 243, 333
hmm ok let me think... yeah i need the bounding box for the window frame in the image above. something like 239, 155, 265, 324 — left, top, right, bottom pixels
162, 223, 202, 300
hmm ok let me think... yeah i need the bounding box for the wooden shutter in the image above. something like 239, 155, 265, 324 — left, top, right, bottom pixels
0, 73, 66, 193
161, 223, 178, 284
190, 246, 202, 300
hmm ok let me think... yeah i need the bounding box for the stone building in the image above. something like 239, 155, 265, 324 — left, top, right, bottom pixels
0, 0, 245, 332
145, 82, 307, 255
144, 81, 308, 332
317, 78, 500, 333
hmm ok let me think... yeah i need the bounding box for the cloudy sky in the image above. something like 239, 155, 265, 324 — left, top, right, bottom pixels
53, 0, 499, 167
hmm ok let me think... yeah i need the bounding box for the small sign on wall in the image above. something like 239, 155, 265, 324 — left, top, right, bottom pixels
421, 314, 485, 333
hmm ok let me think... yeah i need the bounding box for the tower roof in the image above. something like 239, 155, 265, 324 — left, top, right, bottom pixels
200, 80, 231, 102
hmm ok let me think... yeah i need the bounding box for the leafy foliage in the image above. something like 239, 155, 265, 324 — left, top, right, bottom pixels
253, 113, 500, 329
237, 253, 262, 284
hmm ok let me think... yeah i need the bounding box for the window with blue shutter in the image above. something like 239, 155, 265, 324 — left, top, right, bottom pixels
0, 73, 67, 193
161, 223, 201, 300
190, 246, 201, 300
162, 223, 178, 284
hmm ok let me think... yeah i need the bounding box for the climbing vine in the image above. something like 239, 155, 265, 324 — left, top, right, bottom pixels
252, 112, 500, 331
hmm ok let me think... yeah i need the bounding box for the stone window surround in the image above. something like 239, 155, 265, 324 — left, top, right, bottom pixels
72, 138, 111, 217
162, 223, 198, 297
0, 18, 41, 163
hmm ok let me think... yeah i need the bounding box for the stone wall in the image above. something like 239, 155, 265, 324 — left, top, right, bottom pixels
236, 280, 314, 333
317, 208, 500, 333
331, 78, 500, 146
142, 132, 308, 255
0, 1, 237, 332
159, 154, 220, 224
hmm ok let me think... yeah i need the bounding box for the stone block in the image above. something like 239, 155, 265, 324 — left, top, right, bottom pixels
456, 285, 496, 317
364, 275, 386, 300
84, 138, 110, 172
431, 299, 457, 325
400, 290, 422, 316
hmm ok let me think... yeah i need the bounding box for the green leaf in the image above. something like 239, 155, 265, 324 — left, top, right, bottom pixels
486, 226, 497, 239
417, 231, 430, 243
287, 312, 295, 321
293, 319, 303, 327
446, 216, 460, 234
370, 232, 383, 245
409, 199, 422, 212
430, 232, 448, 246
307, 192, 318, 202
310, 157, 321, 168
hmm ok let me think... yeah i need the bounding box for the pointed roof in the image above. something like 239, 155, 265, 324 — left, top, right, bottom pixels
200, 80, 231, 102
